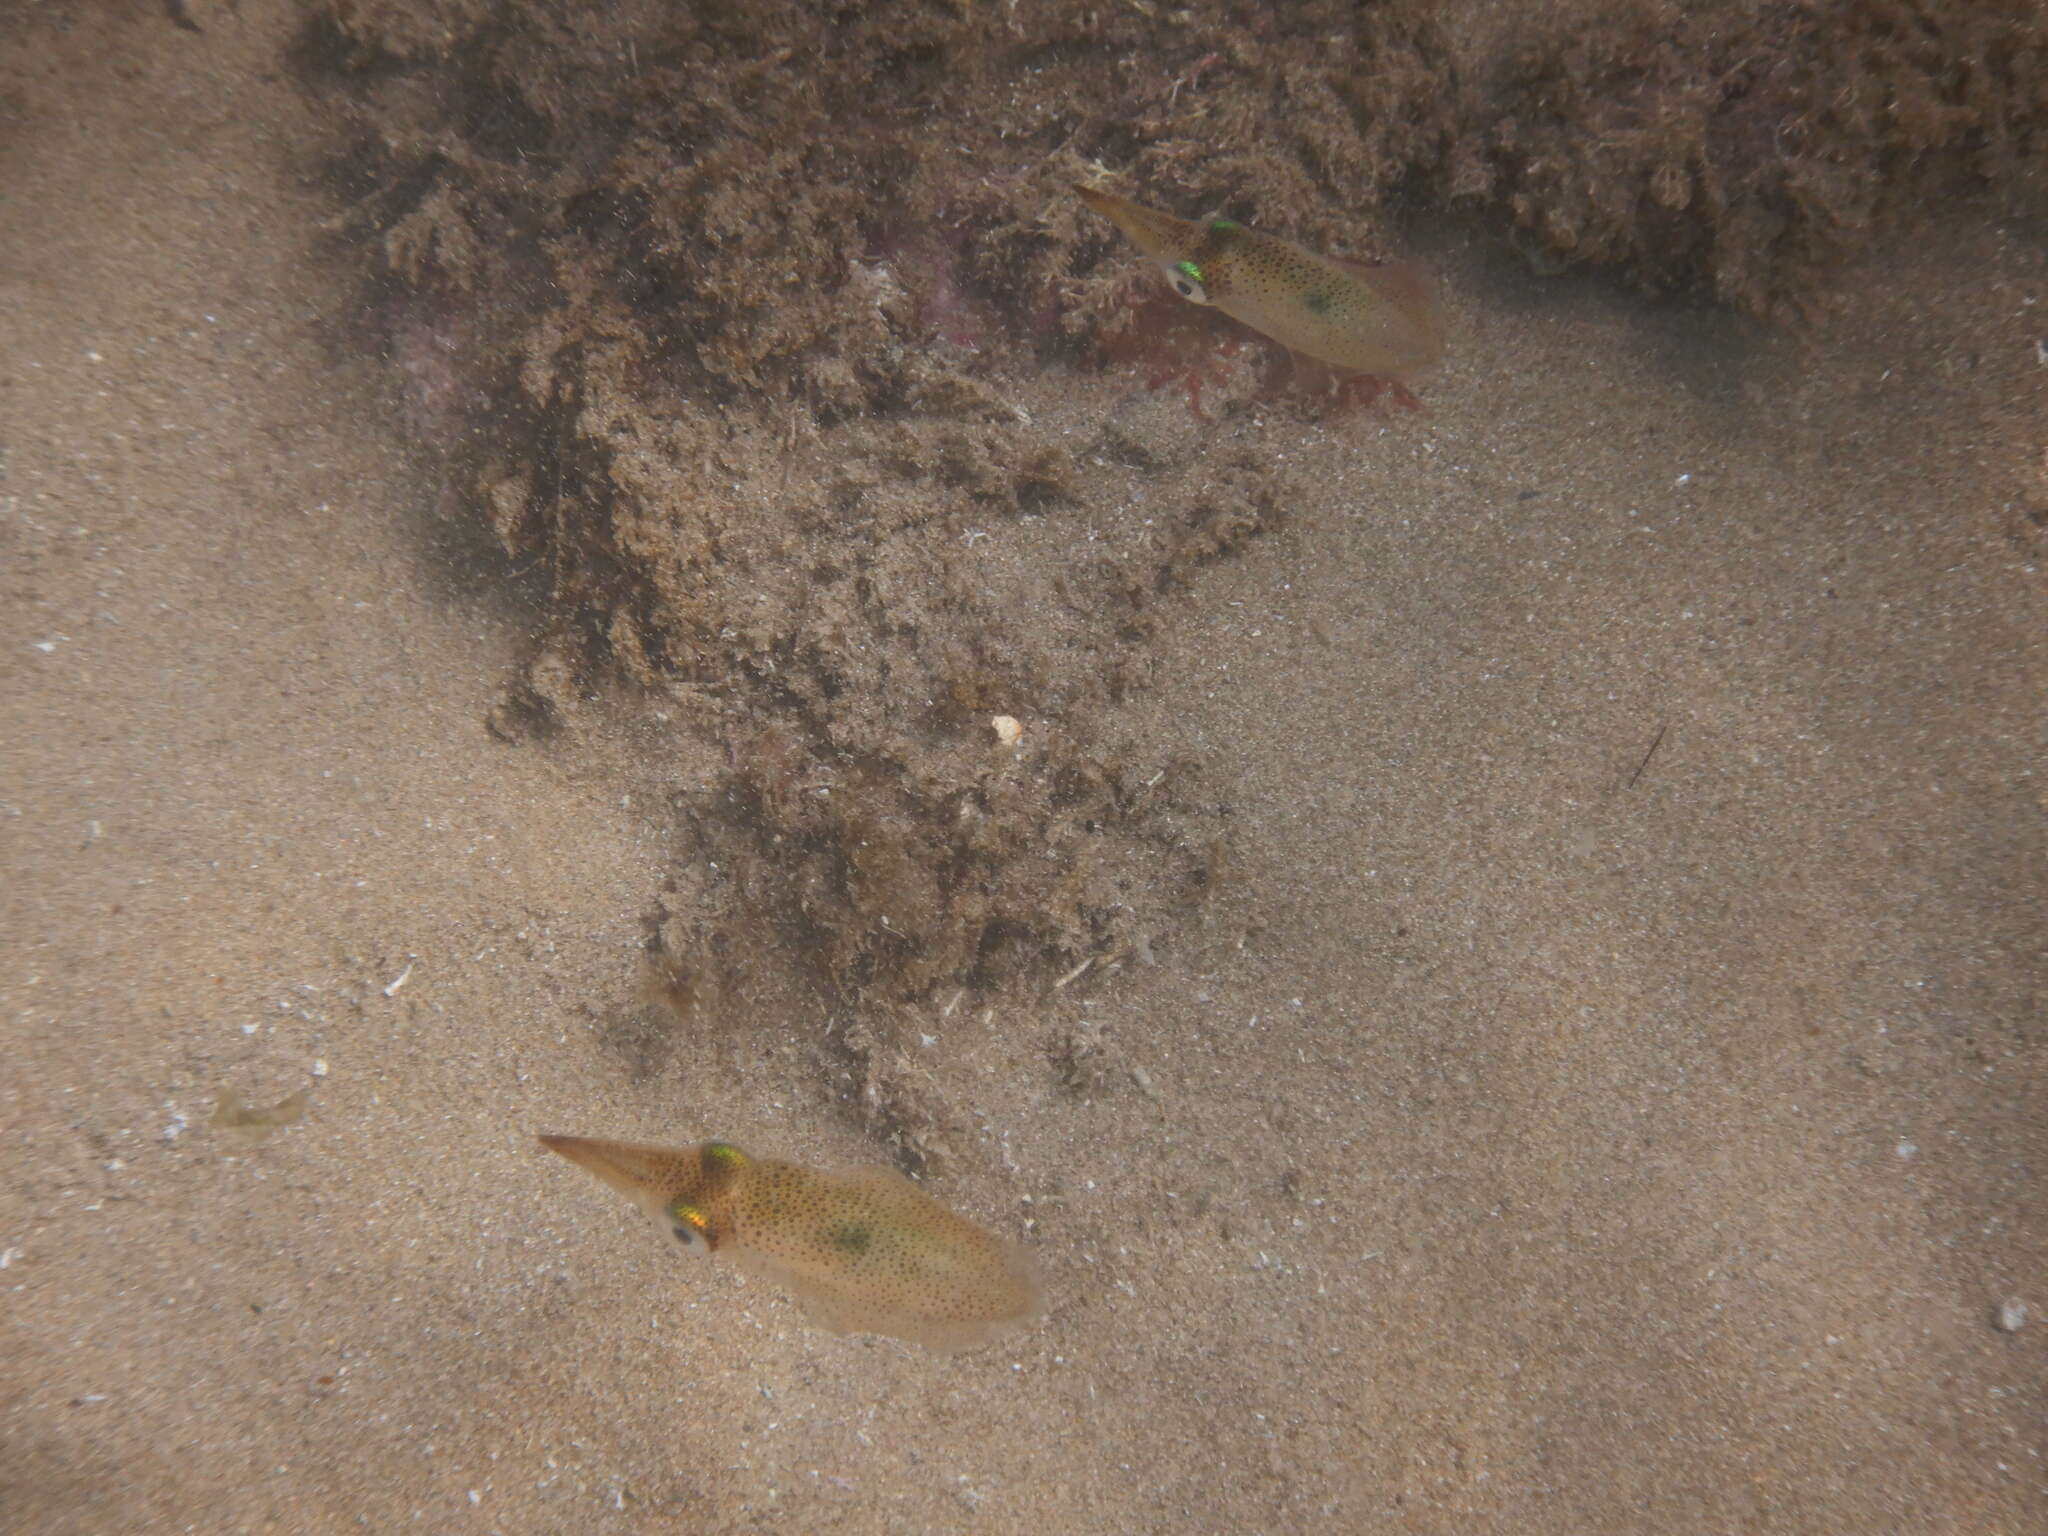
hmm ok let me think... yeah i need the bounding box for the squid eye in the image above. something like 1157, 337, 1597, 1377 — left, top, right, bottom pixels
668, 1203, 713, 1249
1169, 260, 1208, 304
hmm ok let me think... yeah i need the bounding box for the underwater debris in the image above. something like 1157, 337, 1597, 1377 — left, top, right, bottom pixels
211, 1089, 309, 1146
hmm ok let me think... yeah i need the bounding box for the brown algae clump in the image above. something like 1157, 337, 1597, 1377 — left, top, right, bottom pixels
298, 0, 2048, 1029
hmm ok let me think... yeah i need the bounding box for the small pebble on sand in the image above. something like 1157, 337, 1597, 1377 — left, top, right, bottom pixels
1994, 1298, 2027, 1333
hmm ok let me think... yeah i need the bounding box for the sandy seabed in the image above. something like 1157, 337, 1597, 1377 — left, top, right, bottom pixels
2, 4, 2043, 1533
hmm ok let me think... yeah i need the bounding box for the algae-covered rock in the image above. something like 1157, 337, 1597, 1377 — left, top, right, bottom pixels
298, 0, 2046, 1021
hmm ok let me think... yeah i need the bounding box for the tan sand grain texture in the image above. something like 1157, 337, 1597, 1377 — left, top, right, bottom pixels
2, 4, 2042, 1533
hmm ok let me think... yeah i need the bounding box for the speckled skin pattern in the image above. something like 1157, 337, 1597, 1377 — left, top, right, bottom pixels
1076, 184, 1443, 378
540, 1135, 1042, 1353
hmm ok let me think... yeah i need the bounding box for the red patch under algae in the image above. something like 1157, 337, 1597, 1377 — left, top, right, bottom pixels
1094, 287, 1422, 422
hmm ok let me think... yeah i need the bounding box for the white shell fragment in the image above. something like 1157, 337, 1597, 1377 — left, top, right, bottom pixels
991, 715, 1023, 747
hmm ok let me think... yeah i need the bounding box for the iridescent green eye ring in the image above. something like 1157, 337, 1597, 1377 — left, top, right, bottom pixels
1176, 260, 1204, 283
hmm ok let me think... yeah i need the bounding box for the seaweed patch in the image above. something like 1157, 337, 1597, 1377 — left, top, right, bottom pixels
297, 0, 2047, 1088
